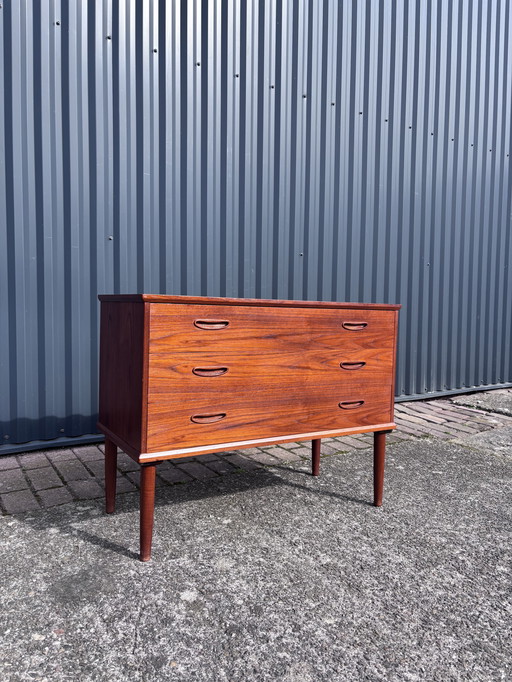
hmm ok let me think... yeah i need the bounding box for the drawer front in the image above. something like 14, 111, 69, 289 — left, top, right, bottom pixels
148, 346, 393, 395
149, 304, 395, 355
146, 383, 392, 452
145, 302, 396, 452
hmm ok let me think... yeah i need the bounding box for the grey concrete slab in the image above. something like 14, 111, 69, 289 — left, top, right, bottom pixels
451, 389, 512, 417
449, 425, 512, 458
1, 436, 511, 682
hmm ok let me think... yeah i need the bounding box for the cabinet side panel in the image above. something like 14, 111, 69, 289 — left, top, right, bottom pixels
98, 301, 145, 453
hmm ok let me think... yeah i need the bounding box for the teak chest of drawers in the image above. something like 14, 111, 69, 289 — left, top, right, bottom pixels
98, 294, 401, 560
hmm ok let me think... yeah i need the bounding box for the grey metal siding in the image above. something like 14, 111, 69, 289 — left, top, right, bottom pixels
1, 0, 511, 453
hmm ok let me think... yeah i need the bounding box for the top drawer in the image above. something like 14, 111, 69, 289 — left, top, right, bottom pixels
148, 303, 395, 355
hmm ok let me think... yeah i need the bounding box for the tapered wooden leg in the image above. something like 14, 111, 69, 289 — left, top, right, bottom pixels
312, 438, 321, 476
104, 439, 118, 514
373, 431, 386, 507
140, 463, 157, 562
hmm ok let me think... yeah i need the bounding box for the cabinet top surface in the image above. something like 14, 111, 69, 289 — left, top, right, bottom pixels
98, 294, 401, 311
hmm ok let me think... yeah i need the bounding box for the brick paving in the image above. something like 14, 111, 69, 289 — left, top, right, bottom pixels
1, 388, 511, 514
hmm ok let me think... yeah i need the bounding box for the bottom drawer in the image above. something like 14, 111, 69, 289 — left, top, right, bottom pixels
145, 387, 393, 452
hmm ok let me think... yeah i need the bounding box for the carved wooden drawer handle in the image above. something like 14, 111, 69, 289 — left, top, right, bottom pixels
338, 400, 365, 409
194, 319, 230, 330
192, 367, 229, 377
340, 361, 366, 370
342, 321, 368, 331
190, 413, 227, 424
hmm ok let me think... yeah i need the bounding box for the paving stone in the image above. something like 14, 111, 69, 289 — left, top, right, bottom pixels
73, 446, 104, 462
223, 453, 262, 470
53, 459, 92, 483
0, 456, 20, 471
116, 453, 139, 472
175, 461, 219, 480
204, 459, 238, 475
0, 468, 29, 494
44, 449, 77, 463
440, 421, 484, 435
287, 446, 313, 457
395, 416, 432, 430
386, 434, 409, 444
157, 467, 193, 485
26, 467, 64, 491
424, 402, 496, 421
17, 452, 50, 469
328, 438, 347, 447
338, 437, 372, 449
1, 489, 40, 513
125, 471, 165, 488
394, 422, 429, 438
317, 443, 340, 455
275, 441, 302, 450
236, 448, 268, 457
114, 477, 138, 494
67, 479, 104, 500
263, 446, 302, 462
440, 406, 507, 424
38, 487, 74, 508
395, 413, 434, 428
398, 404, 448, 423
243, 451, 282, 466
82, 460, 106, 479
196, 453, 220, 463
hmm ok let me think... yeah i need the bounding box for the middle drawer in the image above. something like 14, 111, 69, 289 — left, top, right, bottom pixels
148, 346, 393, 396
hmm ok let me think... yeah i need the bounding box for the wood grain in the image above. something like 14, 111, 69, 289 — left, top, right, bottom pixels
148, 304, 395, 354
148, 346, 393, 385
146, 383, 392, 452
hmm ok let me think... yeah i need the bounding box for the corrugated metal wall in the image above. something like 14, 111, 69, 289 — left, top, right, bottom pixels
1, 0, 512, 453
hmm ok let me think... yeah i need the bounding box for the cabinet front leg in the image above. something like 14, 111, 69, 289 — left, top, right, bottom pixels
312, 438, 321, 476
104, 439, 118, 514
140, 463, 157, 562
373, 431, 387, 507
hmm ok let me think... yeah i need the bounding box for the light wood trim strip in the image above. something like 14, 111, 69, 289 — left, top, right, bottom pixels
139, 422, 397, 462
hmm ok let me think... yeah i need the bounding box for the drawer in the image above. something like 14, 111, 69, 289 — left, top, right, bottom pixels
145, 376, 393, 452
148, 346, 394, 396
148, 304, 395, 355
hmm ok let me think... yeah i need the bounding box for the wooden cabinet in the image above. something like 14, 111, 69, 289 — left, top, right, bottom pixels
98, 294, 400, 560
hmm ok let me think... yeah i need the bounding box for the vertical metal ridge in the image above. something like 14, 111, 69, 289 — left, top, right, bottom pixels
2, 0, 512, 451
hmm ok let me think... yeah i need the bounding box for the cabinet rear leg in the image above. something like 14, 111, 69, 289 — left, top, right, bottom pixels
312, 438, 321, 476
140, 463, 157, 562
104, 439, 118, 514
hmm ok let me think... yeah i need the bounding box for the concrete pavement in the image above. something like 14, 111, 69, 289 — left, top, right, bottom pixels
0, 389, 511, 681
